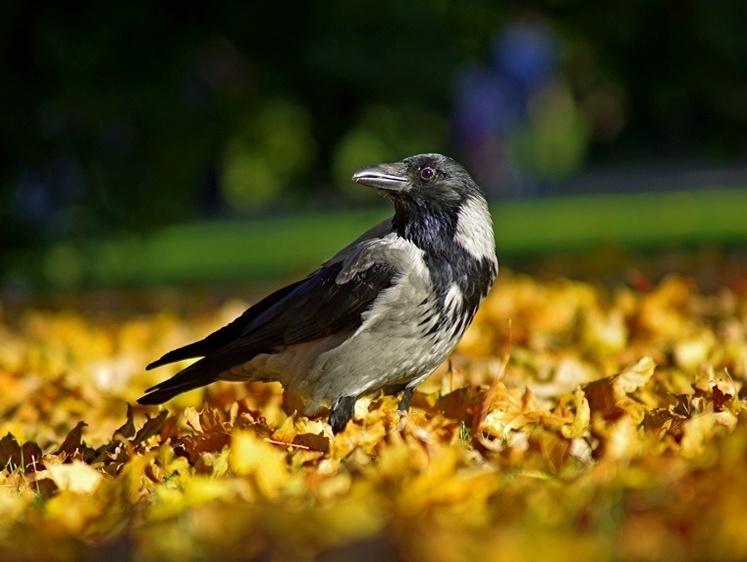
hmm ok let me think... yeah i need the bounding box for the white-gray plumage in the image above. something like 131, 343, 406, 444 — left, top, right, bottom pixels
455, 196, 497, 262
139, 153, 498, 433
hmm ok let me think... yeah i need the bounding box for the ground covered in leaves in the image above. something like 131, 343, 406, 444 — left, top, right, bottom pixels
2, 271, 747, 561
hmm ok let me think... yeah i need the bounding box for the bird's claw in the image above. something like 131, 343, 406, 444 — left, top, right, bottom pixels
395, 409, 409, 431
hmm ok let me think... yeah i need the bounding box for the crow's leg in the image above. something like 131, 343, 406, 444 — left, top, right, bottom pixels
329, 395, 357, 434
398, 386, 415, 413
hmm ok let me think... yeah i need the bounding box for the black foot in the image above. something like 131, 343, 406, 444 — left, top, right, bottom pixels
398, 386, 415, 412
329, 395, 357, 434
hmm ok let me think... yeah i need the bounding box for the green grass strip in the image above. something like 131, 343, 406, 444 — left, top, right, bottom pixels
43, 187, 747, 288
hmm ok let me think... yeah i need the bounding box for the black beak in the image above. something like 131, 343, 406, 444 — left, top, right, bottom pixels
352, 163, 408, 192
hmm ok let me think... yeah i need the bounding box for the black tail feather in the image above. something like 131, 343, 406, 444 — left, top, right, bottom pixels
137, 377, 217, 405
138, 358, 220, 405
146, 277, 308, 371
146, 342, 206, 370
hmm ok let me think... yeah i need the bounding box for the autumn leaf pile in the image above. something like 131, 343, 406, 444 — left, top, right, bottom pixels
2, 271, 747, 561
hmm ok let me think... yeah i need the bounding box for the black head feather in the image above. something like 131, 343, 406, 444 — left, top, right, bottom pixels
352, 153, 486, 248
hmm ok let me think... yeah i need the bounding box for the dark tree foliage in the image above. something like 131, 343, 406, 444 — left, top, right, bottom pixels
1, 0, 746, 273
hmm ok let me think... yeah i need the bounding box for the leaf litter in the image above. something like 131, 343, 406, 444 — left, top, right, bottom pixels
1, 271, 747, 560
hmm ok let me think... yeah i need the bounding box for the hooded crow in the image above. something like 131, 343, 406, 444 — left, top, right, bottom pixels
138, 153, 498, 433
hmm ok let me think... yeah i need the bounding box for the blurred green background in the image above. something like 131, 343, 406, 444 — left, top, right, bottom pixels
2, 1, 747, 293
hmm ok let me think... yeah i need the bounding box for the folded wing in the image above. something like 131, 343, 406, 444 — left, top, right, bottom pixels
137, 259, 398, 404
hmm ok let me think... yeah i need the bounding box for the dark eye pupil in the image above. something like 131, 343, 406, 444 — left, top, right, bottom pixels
420, 167, 434, 181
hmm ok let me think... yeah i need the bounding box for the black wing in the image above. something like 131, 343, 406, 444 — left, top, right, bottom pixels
138, 260, 397, 404
146, 277, 308, 370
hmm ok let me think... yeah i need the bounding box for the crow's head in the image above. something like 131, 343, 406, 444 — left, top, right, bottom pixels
352, 153, 483, 217
352, 154, 494, 260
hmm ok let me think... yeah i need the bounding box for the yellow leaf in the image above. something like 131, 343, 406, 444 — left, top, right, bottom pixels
605, 416, 643, 460
228, 429, 292, 497
182, 406, 203, 433
613, 357, 655, 397
43, 460, 103, 494
561, 387, 590, 439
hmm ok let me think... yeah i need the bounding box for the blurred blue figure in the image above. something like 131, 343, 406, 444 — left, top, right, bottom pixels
497, 21, 557, 116
452, 67, 509, 193
452, 18, 563, 198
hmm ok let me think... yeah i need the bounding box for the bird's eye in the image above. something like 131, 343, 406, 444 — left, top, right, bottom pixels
420, 167, 435, 181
